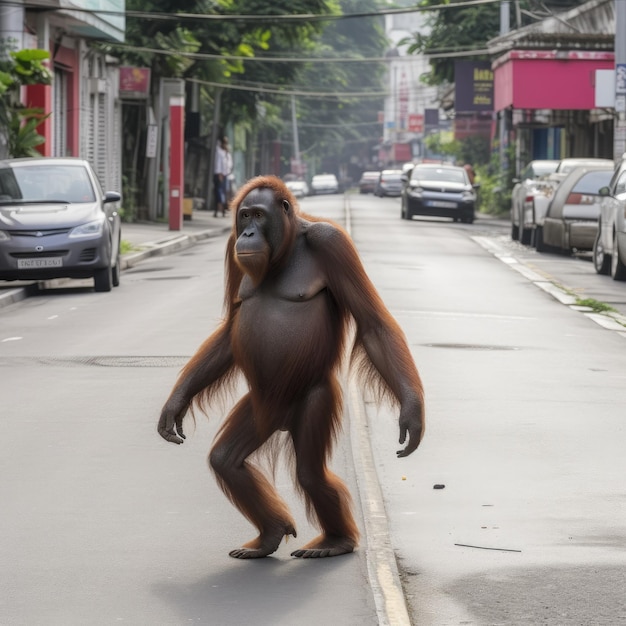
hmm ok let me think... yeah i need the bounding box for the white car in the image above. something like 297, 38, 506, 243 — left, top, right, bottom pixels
511, 160, 559, 243
517, 158, 614, 247
310, 174, 339, 195
594, 156, 626, 280
285, 179, 309, 198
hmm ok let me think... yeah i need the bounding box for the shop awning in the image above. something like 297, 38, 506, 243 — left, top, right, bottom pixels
493, 50, 614, 111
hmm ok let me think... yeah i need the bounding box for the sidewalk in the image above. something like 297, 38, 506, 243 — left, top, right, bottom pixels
120, 209, 231, 269
0, 210, 232, 309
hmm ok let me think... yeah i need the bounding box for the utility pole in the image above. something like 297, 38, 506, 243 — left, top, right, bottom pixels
499, 2, 510, 169
291, 94, 301, 176
614, 0, 626, 161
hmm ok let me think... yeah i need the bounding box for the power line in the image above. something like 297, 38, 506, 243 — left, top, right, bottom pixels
106, 42, 491, 64
186, 77, 388, 99
51, 0, 500, 22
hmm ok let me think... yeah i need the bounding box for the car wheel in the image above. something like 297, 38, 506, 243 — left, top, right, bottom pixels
94, 265, 113, 292
112, 249, 121, 287
534, 226, 547, 252
611, 230, 626, 281
511, 221, 519, 241
520, 226, 532, 245
401, 199, 407, 220
592, 228, 611, 275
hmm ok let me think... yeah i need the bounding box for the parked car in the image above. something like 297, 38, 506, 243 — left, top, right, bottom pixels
310, 174, 339, 195
285, 179, 309, 198
518, 158, 615, 246
358, 171, 380, 194
401, 163, 477, 223
0, 157, 122, 292
594, 156, 626, 280
537, 166, 614, 253
375, 169, 403, 197
511, 159, 559, 243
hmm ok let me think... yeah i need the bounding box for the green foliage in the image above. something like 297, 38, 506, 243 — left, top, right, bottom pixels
405, 0, 584, 86
575, 298, 617, 314
7, 108, 49, 157
0, 49, 51, 158
424, 133, 490, 167
475, 143, 516, 215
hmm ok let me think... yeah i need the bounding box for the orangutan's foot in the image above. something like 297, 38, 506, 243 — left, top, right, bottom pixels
229, 524, 297, 559
291, 534, 356, 558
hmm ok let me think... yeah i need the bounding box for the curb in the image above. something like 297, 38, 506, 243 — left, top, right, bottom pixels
0, 225, 231, 310
120, 226, 230, 270
472, 235, 626, 339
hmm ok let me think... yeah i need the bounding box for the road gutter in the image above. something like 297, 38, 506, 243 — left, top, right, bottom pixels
472, 235, 626, 339
344, 192, 412, 625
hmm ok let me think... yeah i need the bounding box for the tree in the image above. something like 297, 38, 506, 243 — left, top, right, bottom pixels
404, 0, 584, 86
0, 49, 52, 158
279, 0, 388, 180
108, 0, 335, 217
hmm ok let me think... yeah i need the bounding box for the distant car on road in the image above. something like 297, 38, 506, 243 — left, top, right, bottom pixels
537, 166, 613, 253
511, 159, 559, 243
285, 179, 309, 198
375, 169, 403, 197
594, 156, 626, 280
358, 171, 380, 194
0, 157, 122, 292
310, 174, 339, 195
401, 163, 477, 223
517, 157, 614, 245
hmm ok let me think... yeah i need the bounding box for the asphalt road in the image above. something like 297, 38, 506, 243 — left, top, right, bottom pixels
344, 194, 626, 625
1, 192, 626, 625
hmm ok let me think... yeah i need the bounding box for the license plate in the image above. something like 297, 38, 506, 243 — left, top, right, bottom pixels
428, 200, 457, 209
17, 257, 63, 269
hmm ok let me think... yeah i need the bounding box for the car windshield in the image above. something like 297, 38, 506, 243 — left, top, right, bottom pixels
0, 163, 96, 204
412, 167, 465, 183
571, 170, 613, 194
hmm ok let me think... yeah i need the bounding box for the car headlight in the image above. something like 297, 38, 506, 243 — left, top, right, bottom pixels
0, 230, 9, 241
461, 191, 475, 201
409, 185, 424, 197
69, 219, 104, 238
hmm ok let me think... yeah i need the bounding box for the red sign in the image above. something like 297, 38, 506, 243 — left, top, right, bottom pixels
120, 67, 151, 96
394, 143, 412, 162
408, 114, 424, 133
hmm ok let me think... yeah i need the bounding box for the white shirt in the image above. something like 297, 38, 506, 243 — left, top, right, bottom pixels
214, 144, 232, 177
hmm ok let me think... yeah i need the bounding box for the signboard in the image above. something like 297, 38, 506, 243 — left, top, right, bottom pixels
454, 61, 494, 112
408, 114, 424, 133
616, 63, 626, 95
424, 108, 439, 128
146, 124, 158, 158
120, 66, 151, 99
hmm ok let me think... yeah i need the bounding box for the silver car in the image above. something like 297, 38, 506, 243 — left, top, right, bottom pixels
401, 164, 477, 223
517, 158, 613, 246
538, 166, 614, 253
310, 174, 339, 195
594, 156, 626, 281
0, 157, 122, 292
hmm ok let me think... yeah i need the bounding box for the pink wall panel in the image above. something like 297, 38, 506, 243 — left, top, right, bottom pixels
493, 51, 614, 111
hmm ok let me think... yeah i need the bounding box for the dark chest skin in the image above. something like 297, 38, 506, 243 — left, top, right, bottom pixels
232, 230, 341, 396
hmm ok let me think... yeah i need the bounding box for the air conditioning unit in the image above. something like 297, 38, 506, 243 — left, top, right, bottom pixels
89, 78, 106, 94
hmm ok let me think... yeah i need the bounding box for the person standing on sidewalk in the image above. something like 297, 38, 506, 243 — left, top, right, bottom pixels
213, 137, 232, 217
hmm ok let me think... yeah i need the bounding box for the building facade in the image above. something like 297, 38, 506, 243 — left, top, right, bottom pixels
0, 0, 125, 193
